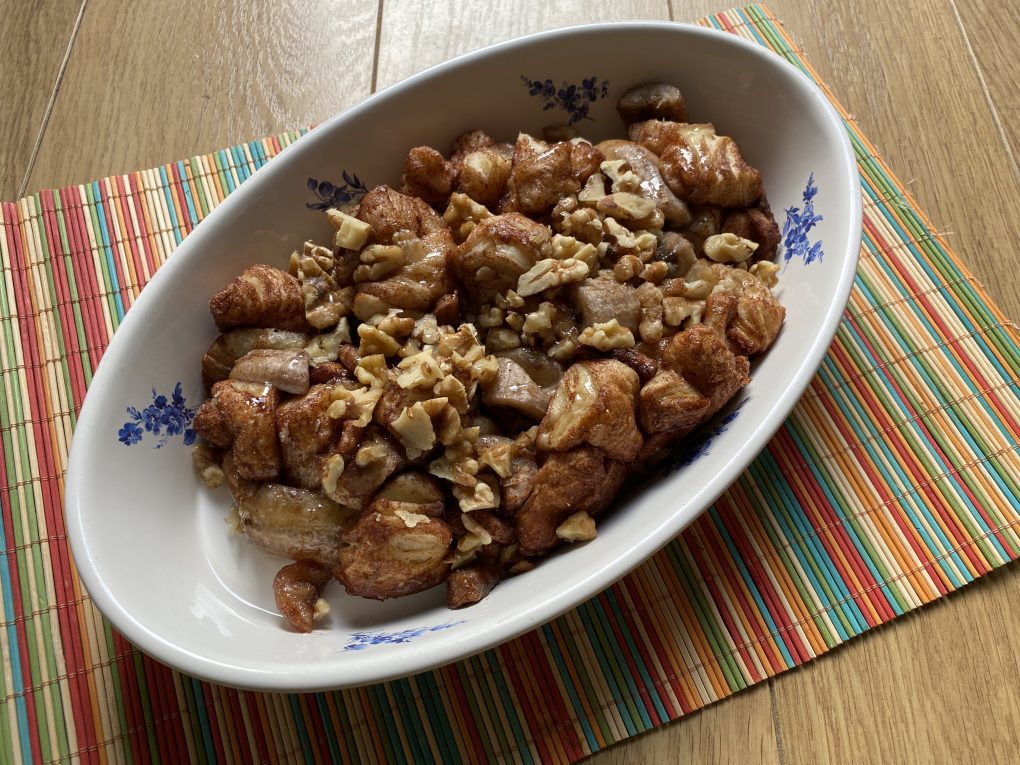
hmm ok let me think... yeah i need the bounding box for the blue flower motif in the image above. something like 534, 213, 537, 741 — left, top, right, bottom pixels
521, 75, 610, 124
782, 173, 824, 266
343, 621, 466, 651
119, 383, 198, 448
306, 171, 368, 211
118, 422, 143, 445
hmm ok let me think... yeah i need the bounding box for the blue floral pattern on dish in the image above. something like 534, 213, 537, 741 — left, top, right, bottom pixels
782, 173, 824, 266
118, 383, 197, 448
343, 621, 466, 651
521, 75, 609, 124
306, 172, 368, 211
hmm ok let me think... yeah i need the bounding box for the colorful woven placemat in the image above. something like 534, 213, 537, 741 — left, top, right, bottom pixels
2, 4, 1020, 763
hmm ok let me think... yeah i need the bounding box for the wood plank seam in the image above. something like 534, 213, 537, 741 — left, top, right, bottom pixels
946, 0, 1020, 186
15, 0, 91, 199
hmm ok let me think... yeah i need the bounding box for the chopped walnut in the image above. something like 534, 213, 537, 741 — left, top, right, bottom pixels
351, 292, 393, 323
329, 386, 383, 428
391, 400, 443, 455
475, 305, 504, 329
434, 373, 470, 413
191, 444, 224, 488
357, 324, 401, 356
663, 295, 705, 327
476, 436, 513, 478
613, 254, 643, 282
355, 243, 407, 282
305, 318, 352, 363
550, 234, 598, 272
395, 346, 445, 391
485, 328, 522, 351
600, 159, 642, 193
453, 478, 498, 513
521, 302, 556, 335
444, 192, 492, 242
354, 353, 390, 389
750, 260, 780, 287
577, 319, 636, 350
577, 173, 607, 205
289, 242, 354, 330
556, 511, 597, 542
326, 209, 372, 251
640, 261, 669, 284
703, 232, 759, 263
596, 192, 658, 224
603, 217, 657, 259
547, 338, 577, 360
678, 260, 720, 299
517, 257, 589, 297
321, 454, 346, 496
368, 309, 415, 339
555, 206, 604, 246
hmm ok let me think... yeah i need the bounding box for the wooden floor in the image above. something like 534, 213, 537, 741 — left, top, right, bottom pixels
5, 1, 1020, 762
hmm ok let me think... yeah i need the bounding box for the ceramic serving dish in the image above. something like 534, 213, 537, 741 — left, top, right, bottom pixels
65, 21, 861, 691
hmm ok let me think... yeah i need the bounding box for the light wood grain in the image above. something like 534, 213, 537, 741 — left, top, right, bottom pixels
773, 567, 1020, 765
0, 0, 84, 199
592, 683, 782, 765
950, 0, 1020, 185
5, 0, 1020, 763
23, 0, 378, 193
766, 0, 1020, 318
376, 0, 671, 89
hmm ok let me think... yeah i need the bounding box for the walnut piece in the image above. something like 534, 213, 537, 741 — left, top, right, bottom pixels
191, 444, 224, 488
326, 209, 372, 251
577, 319, 636, 350
703, 232, 759, 263
516, 257, 589, 297
556, 511, 597, 542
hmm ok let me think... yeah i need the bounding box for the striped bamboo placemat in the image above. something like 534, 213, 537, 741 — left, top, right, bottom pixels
2, 4, 1020, 763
